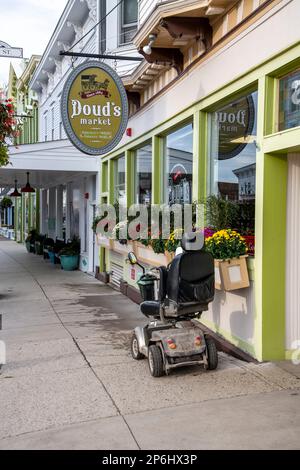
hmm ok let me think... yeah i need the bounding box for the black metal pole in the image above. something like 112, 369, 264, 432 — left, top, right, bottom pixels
59, 51, 143, 62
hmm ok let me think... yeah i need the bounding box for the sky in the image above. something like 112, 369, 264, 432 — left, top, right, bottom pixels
0, 0, 68, 87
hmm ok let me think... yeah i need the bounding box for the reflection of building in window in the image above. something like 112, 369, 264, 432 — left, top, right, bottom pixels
209, 91, 257, 201
165, 123, 193, 205
114, 155, 126, 205
167, 149, 192, 204
279, 70, 300, 131
136, 143, 152, 204
233, 163, 256, 201
217, 181, 239, 201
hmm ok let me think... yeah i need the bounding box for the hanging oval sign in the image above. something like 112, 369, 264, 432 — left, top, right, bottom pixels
61, 61, 128, 155
215, 94, 255, 160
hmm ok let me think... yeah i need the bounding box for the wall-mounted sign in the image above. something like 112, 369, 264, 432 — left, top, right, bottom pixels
279, 69, 300, 131
214, 95, 255, 160
61, 61, 128, 155
0, 41, 23, 58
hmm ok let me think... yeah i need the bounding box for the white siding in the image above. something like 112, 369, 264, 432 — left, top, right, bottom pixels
139, 0, 157, 25
285, 153, 300, 350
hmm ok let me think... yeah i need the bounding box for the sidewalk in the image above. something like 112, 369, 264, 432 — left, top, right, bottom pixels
0, 239, 299, 450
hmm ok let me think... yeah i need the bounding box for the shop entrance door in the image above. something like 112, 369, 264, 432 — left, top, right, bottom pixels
286, 153, 300, 352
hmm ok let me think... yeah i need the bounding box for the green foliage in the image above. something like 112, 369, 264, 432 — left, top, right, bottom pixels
151, 237, 166, 254
0, 196, 13, 209
25, 228, 38, 243
0, 143, 9, 167
203, 195, 255, 235
205, 229, 248, 260
92, 215, 102, 233
59, 237, 80, 256
203, 195, 239, 231
0, 94, 22, 167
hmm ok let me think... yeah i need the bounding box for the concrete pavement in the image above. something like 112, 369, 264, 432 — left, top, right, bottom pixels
0, 239, 300, 449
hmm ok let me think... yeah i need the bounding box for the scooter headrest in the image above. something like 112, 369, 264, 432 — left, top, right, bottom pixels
181, 231, 204, 252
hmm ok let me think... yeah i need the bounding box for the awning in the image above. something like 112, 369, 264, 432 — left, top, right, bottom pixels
0, 139, 99, 189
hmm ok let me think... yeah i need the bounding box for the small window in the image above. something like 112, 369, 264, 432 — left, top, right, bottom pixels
114, 155, 126, 205
120, 0, 138, 45
135, 143, 152, 204
278, 69, 300, 131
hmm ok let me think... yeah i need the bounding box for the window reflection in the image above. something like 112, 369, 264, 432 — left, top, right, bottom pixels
210, 91, 258, 201
136, 143, 152, 204
114, 155, 126, 205
165, 123, 193, 205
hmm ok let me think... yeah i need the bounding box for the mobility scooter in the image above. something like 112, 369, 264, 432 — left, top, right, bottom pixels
128, 232, 218, 377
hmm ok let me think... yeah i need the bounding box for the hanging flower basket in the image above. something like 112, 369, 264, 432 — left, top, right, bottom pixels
0, 93, 21, 167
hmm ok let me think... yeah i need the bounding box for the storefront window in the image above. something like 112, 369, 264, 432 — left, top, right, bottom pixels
135, 143, 152, 204
279, 69, 300, 131
114, 154, 126, 205
209, 91, 258, 202
164, 123, 193, 205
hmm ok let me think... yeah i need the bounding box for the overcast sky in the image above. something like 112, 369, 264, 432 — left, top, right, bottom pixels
0, 0, 67, 87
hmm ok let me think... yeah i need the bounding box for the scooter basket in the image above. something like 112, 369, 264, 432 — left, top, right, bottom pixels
137, 273, 156, 301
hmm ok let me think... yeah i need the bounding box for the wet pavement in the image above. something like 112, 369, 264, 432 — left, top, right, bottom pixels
0, 239, 300, 449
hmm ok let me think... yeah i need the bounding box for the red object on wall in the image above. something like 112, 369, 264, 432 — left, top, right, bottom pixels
84, 193, 89, 199
126, 128, 132, 137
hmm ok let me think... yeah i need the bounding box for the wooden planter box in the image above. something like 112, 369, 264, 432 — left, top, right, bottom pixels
135, 243, 175, 267
110, 240, 136, 255
215, 255, 250, 291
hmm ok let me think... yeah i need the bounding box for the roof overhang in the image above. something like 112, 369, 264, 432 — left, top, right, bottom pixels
0, 140, 99, 189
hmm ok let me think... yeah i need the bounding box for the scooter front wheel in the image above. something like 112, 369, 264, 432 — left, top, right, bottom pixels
131, 333, 145, 360
148, 344, 164, 377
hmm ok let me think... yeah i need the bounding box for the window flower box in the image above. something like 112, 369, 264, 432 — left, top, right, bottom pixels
110, 239, 136, 255
135, 242, 172, 267
215, 255, 250, 291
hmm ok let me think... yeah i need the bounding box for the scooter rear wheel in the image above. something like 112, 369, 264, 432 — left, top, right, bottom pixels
205, 336, 218, 370
148, 344, 164, 377
131, 333, 145, 360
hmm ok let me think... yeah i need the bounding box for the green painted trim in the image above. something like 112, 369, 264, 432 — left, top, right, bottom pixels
254, 78, 287, 363
21, 194, 25, 242
125, 150, 135, 207
152, 135, 163, 204
261, 153, 287, 361
264, 76, 277, 135
101, 161, 108, 193
108, 159, 115, 205
14, 198, 18, 240
99, 247, 106, 272
36, 190, 40, 233
199, 111, 208, 200
263, 126, 300, 154
28, 194, 32, 231
200, 317, 257, 358
192, 111, 200, 202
